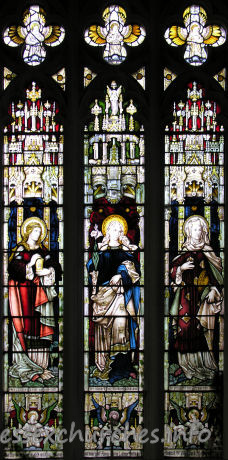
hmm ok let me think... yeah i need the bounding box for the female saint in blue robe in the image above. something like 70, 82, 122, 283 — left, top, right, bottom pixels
87, 215, 140, 383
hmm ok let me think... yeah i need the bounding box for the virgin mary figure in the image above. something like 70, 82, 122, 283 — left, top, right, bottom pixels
8, 217, 62, 384
170, 215, 223, 381
87, 215, 141, 382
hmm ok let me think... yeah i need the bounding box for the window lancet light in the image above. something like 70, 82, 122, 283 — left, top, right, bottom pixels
3, 82, 64, 457
84, 5, 146, 65
164, 81, 224, 457
84, 81, 144, 456
3, 5, 65, 66
164, 5, 226, 66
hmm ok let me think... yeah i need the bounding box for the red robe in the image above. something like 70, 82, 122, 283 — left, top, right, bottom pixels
8, 244, 61, 352
170, 250, 222, 353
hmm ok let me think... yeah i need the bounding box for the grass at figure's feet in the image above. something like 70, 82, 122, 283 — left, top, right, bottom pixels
9, 375, 59, 388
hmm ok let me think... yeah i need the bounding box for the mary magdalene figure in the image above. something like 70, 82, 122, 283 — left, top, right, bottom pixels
8, 217, 62, 384
170, 215, 223, 381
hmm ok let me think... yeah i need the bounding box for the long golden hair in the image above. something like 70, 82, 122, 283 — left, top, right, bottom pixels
9, 223, 43, 262
22, 222, 43, 247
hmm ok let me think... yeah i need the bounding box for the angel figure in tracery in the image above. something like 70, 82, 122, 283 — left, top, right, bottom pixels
164, 5, 226, 66
84, 5, 146, 65
107, 82, 122, 116
169, 398, 215, 447
91, 395, 139, 449
12, 399, 57, 449
3, 5, 65, 66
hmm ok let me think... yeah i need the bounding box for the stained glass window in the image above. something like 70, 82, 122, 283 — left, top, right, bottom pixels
84, 81, 144, 456
3, 82, 64, 457
164, 81, 224, 457
1, 0, 228, 459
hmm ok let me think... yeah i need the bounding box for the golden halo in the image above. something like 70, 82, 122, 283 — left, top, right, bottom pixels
28, 410, 39, 420
183, 214, 209, 236
21, 217, 47, 242
102, 214, 128, 236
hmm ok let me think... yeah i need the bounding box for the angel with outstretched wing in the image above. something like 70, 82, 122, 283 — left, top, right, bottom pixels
164, 6, 226, 66
3, 6, 65, 66
170, 398, 214, 446
92, 396, 138, 428
12, 400, 57, 449
107, 82, 122, 115
84, 6, 145, 64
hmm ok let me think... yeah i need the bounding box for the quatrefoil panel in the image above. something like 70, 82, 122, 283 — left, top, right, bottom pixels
84, 5, 146, 65
164, 5, 226, 66
3, 5, 65, 66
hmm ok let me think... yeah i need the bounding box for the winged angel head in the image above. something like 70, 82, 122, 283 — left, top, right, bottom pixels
164, 5, 226, 66
3, 5, 65, 66
12, 399, 58, 448
170, 396, 215, 444
84, 5, 146, 65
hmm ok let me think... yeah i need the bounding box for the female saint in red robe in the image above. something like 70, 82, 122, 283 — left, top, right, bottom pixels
8, 217, 62, 384
170, 215, 223, 381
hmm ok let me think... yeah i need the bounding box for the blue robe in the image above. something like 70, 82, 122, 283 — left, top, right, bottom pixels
87, 247, 141, 351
